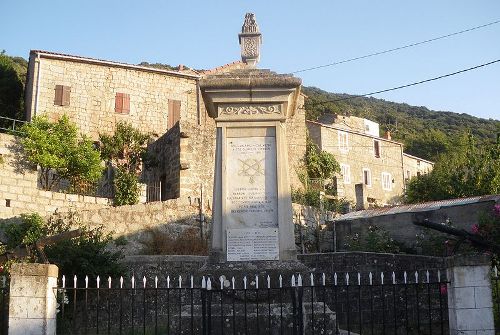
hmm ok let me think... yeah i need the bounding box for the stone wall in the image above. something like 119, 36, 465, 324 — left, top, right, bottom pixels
0, 133, 112, 220
26, 52, 198, 140
53, 199, 202, 255
334, 199, 499, 252
120, 252, 445, 278
298, 252, 445, 276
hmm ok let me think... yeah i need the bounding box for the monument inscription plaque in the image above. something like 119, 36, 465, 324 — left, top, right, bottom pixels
225, 127, 279, 261
227, 228, 279, 261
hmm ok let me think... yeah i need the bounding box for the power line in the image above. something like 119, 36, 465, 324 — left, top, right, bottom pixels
317, 59, 500, 103
292, 19, 500, 74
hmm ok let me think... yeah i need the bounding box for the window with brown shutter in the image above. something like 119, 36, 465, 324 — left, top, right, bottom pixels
54, 85, 71, 106
374, 140, 380, 158
168, 99, 181, 129
115, 93, 130, 114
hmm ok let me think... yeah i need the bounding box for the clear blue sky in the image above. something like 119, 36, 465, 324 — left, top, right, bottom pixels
2, 0, 499, 120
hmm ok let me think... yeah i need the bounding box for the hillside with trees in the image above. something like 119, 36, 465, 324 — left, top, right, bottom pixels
302, 86, 499, 161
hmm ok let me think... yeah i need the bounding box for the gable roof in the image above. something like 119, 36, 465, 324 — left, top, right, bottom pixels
30, 50, 200, 79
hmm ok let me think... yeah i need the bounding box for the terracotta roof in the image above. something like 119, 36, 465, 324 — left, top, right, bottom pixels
200, 61, 246, 75
30, 50, 200, 79
334, 195, 500, 222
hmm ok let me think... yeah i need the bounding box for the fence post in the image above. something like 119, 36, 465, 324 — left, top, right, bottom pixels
8, 263, 58, 335
446, 253, 494, 334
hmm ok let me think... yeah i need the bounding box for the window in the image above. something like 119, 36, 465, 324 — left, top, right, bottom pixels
168, 99, 181, 129
373, 140, 380, 158
382, 172, 392, 191
54, 85, 71, 106
115, 93, 130, 114
406, 170, 412, 179
340, 164, 351, 184
362, 168, 372, 187
338, 131, 348, 153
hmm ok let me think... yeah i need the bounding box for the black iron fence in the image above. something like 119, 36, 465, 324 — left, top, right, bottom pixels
56, 271, 449, 334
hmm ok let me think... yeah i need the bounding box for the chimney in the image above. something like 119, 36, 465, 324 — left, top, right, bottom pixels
384, 131, 392, 140
178, 64, 184, 71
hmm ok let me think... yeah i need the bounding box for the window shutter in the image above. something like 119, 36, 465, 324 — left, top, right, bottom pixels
122, 94, 130, 113
168, 99, 181, 129
54, 85, 63, 105
62, 86, 71, 106
115, 93, 130, 114
374, 140, 380, 158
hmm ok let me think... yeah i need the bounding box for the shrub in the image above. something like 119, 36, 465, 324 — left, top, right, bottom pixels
344, 225, 401, 254
2, 212, 124, 279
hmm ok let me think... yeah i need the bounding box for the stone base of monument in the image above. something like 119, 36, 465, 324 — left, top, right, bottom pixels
178, 301, 340, 335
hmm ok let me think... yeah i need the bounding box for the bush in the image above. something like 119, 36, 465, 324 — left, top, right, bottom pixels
344, 225, 401, 253
2, 212, 124, 279
113, 167, 140, 206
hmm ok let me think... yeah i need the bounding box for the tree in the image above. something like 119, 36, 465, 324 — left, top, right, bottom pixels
19, 115, 103, 190
305, 140, 340, 180
404, 129, 451, 161
405, 132, 500, 203
0, 53, 25, 122
99, 122, 152, 205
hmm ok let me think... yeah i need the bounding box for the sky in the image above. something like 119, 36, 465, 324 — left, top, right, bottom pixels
1, 0, 499, 120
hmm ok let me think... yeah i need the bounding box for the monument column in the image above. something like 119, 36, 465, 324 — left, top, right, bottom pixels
200, 13, 302, 264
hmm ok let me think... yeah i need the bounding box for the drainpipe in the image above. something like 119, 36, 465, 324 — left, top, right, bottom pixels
34, 53, 42, 119
196, 79, 201, 126
400, 143, 406, 192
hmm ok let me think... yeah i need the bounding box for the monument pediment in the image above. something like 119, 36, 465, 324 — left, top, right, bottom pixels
200, 69, 302, 121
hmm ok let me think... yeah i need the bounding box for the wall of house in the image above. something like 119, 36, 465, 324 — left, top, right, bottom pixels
0, 133, 112, 220
307, 122, 405, 206
403, 153, 434, 182
26, 53, 197, 139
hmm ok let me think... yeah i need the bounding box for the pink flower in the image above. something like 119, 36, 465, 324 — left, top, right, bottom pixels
440, 284, 447, 295
471, 224, 479, 234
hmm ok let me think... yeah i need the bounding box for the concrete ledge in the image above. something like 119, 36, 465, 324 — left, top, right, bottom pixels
10, 263, 58, 278
445, 253, 491, 267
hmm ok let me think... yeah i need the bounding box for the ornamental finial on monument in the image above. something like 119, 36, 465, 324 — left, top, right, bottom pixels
239, 13, 262, 67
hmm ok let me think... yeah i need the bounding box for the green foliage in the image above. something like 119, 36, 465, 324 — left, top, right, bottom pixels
113, 167, 140, 206
291, 188, 350, 213
99, 122, 152, 206
3, 212, 124, 279
19, 115, 103, 190
305, 140, 340, 180
0, 52, 25, 122
302, 86, 500, 161
5, 213, 45, 249
406, 132, 500, 203
344, 225, 401, 253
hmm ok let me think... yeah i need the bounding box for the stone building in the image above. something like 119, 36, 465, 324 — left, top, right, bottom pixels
307, 115, 433, 208
21, 50, 307, 209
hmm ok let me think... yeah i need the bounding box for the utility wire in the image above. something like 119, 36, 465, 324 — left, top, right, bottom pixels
320, 59, 500, 102
292, 19, 500, 74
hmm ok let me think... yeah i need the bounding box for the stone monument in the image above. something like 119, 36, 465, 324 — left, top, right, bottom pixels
200, 13, 302, 266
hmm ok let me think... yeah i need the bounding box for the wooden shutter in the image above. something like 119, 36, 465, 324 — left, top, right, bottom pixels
54, 85, 63, 105
123, 94, 130, 113
55, 85, 71, 106
115, 93, 123, 113
374, 140, 380, 158
115, 93, 130, 114
62, 86, 71, 106
168, 99, 181, 129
